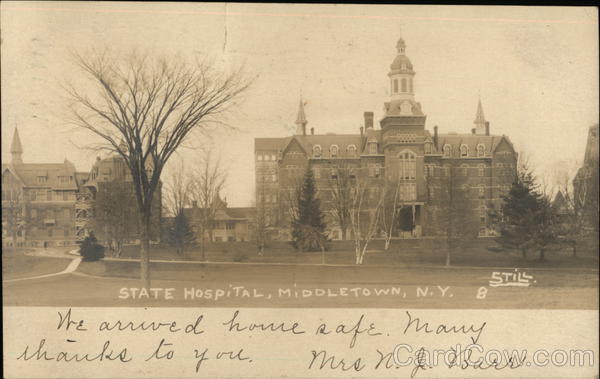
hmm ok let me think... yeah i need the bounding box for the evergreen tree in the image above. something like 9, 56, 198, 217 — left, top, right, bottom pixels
490, 165, 558, 260
79, 232, 105, 262
291, 168, 327, 251
168, 211, 196, 256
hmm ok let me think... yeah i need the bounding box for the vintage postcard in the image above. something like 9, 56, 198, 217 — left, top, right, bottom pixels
2, 2, 598, 378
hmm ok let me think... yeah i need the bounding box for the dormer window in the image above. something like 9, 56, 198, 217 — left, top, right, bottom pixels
313, 145, 322, 159
443, 144, 451, 158
347, 144, 357, 157
477, 144, 485, 157
369, 142, 377, 155
424, 142, 432, 154
330, 145, 339, 158
460, 144, 469, 158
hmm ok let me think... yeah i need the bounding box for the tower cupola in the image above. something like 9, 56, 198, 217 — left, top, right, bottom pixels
388, 37, 416, 102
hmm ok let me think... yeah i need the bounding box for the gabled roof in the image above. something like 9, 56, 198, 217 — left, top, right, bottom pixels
437, 133, 515, 157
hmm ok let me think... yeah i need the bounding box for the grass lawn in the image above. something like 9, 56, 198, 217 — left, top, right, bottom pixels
2, 248, 71, 280
114, 239, 599, 269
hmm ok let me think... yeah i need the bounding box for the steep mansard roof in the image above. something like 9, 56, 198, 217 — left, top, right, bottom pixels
2, 161, 80, 190
256, 131, 515, 159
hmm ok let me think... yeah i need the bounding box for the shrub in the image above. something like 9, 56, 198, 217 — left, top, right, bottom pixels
79, 233, 105, 262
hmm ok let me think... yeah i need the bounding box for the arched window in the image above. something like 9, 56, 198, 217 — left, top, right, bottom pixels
460, 144, 469, 157
443, 144, 451, 157
477, 144, 485, 157
393, 79, 398, 93
409, 78, 413, 93
398, 150, 416, 180
330, 145, 339, 158
401, 78, 407, 92
313, 145, 322, 158
347, 144, 357, 157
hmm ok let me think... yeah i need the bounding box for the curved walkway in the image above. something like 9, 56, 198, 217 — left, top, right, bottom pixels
3, 248, 82, 283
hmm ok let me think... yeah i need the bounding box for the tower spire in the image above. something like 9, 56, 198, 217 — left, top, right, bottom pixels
474, 98, 486, 134
295, 97, 307, 136
10, 127, 23, 164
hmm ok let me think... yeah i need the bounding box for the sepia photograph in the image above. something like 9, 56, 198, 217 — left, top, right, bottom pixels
1, 3, 598, 378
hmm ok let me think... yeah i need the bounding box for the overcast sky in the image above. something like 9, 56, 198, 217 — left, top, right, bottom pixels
1, 3, 598, 206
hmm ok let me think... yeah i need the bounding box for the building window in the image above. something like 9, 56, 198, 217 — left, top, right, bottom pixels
369, 142, 377, 155
62, 192, 68, 201
64, 229, 70, 237
330, 145, 339, 158
226, 221, 235, 230
409, 78, 413, 93
272, 173, 277, 182
347, 145, 357, 157
477, 144, 485, 157
64, 209, 71, 218
374, 164, 381, 178
478, 164, 485, 177
478, 185, 485, 198
330, 169, 338, 180
37, 176, 47, 184
401, 78, 407, 92
47, 191, 53, 201
399, 183, 416, 201
48, 229, 53, 237
313, 145, 322, 158
461, 164, 469, 176
478, 227, 487, 237
426, 164, 434, 177
460, 144, 469, 157
398, 150, 416, 180
257, 154, 263, 161
393, 79, 398, 93
443, 144, 451, 157
314, 168, 320, 179
31, 209, 37, 218
271, 154, 276, 161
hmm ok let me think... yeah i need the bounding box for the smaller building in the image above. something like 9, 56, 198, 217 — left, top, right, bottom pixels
184, 197, 253, 242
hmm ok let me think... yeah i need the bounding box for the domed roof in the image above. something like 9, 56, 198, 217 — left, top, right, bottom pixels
390, 54, 413, 71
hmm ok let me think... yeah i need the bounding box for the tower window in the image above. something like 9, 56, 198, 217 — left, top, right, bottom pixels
369, 142, 377, 155
460, 144, 469, 157
393, 79, 398, 93
424, 142, 432, 154
401, 78, 407, 93
409, 78, 413, 93
398, 150, 416, 180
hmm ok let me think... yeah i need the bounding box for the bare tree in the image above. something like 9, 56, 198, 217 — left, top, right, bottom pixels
380, 179, 402, 251
94, 181, 137, 257
348, 172, 384, 265
2, 175, 25, 253
65, 50, 251, 287
189, 148, 227, 261
164, 159, 193, 218
329, 162, 352, 241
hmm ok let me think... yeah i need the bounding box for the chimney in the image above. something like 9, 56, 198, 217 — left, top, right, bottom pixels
485, 121, 490, 136
364, 112, 374, 129
471, 128, 476, 135
360, 126, 364, 137
310, 127, 314, 135
433, 126, 439, 149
